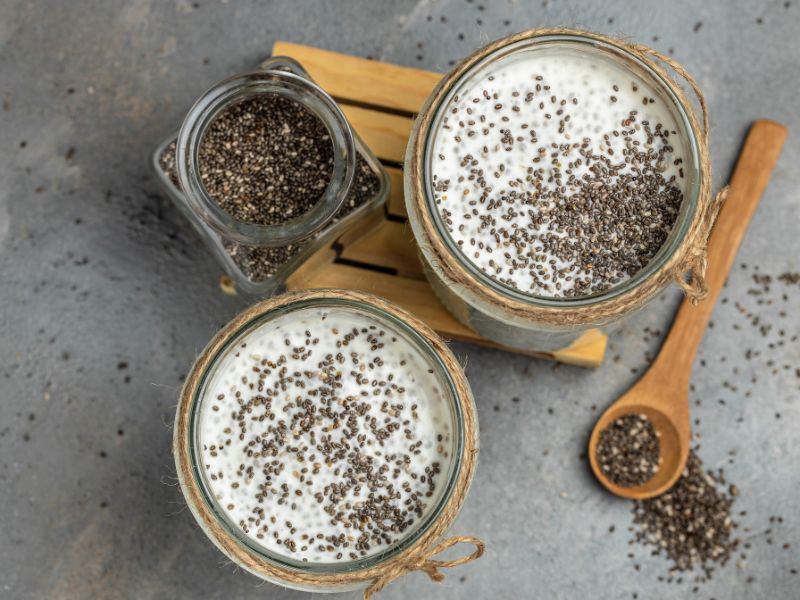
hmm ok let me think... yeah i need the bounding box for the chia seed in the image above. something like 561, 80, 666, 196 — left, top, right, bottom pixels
197, 95, 334, 226
630, 450, 739, 581
596, 413, 661, 487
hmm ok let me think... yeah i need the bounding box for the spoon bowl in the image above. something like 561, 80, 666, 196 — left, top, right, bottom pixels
589, 401, 687, 500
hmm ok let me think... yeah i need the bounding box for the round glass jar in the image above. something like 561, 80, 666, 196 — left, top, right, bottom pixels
176, 68, 356, 248
152, 57, 389, 296
173, 289, 479, 593
405, 30, 708, 352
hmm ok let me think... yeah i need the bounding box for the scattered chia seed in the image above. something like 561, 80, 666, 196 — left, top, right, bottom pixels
596, 413, 661, 487
630, 450, 739, 581
622, 261, 800, 587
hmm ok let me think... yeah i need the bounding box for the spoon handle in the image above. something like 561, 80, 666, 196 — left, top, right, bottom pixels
655, 120, 788, 381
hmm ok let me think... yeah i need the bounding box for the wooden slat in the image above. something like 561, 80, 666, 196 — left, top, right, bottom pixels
340, 220, 422, 276
552, 329, 608, 368
284, 247, 337, 289
340, 105, 412, 164
285, 263, 605, 368
272, 41, 441, 114
331, 208, 385, 250
386, 167, 406, 218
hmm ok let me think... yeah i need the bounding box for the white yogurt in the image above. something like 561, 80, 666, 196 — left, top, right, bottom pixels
196, 304, 455, 563
429, 43, 692, 297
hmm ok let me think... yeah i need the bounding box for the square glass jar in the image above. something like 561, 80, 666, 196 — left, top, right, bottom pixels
152, 57, 389, 296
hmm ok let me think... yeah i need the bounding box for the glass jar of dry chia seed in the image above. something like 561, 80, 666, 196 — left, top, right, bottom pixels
152, 57, 389, 296
173, 289, 481, 594
406, 29, 719, 352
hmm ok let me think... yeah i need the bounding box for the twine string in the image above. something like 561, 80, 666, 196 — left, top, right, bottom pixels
363, 536, 485, 600
671, 186, 729, 304
630, 44, 709, 141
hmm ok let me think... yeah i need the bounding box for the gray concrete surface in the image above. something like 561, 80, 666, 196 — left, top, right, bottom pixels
1, 1, 798, 598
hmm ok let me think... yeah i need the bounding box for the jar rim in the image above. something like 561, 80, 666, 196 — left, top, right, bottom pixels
414, 31, 704, 309
173, 290, 478, 584
176, 69, 356, 247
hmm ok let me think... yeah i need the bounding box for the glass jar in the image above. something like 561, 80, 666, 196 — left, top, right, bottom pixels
152, 57, 389, 296
173, 289, 479, 593
405, 30, 707, 352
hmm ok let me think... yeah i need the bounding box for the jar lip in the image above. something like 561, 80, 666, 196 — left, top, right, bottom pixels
417, 31, 703, 308
174, 290, 478, 580
176, 69, 356, 247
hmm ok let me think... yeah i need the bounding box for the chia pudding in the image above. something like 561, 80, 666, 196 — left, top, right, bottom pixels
429, 43, 692, 298
197, 95, 335, 226
196, 303, 457, 563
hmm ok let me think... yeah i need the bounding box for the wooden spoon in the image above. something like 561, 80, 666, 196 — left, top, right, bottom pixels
588, 120, 788, 500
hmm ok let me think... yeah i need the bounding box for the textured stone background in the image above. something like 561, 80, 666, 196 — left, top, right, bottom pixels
1, 1, 798, 599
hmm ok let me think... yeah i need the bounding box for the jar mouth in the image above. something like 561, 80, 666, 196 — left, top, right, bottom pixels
180, 293, 472, 576
176, 70, 356, 247
420, 32, 703, 308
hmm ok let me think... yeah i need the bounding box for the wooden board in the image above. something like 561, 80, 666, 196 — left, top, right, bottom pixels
271, 41, 440, 114
272, 41, 607, 368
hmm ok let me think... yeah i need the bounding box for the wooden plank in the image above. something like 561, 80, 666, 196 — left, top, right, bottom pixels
272, 41, 441, 114
340, 220, 423, 276
386, 166, 407, 218
331, 208, 385, 250
286, 263, 605, 368
552, 329, 608, 369
284, 247, 337, 289
340, 105, 412, 164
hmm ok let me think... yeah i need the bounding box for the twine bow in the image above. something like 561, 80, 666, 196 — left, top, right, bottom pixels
672, 187, 729, 304
363, 536, 485, 599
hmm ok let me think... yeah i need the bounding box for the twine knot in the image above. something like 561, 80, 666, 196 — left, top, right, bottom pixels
363, 536, 485, 599
672, 187, 729, 304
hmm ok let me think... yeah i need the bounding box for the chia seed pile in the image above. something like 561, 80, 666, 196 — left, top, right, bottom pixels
157, 94, 381, 282
198, 305, 454, 562
630, 450, 739, 582
430, 47, 688, 297
197, 96, 334, 225
596, 413, 661, 487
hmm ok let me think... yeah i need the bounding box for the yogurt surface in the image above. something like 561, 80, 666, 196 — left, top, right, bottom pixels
196, 303, 455, 563
429, 42, 693, 298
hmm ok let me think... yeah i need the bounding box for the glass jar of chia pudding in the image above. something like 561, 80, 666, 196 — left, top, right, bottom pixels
173, 289, 480, 594
152, 57, 389, 296
406, 29, 713, 352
